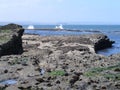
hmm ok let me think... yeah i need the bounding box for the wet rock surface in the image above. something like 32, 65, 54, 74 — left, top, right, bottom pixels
0, 26, 119, 90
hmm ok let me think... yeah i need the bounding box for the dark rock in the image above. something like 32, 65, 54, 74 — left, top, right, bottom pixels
64, 73, 69, 76
87, 81, 91, 85
47, 83, 52, 87
115, 83, 120, 89
0, 23, 22, 30
0, 24, 24, 56
4, 69, 8, 73
47, 77, 52, 80
17, 68, 23, 71
36, 78, 44, 83
101, 86, 107, 89
114, 68, 120, 72
18, 85, 32, 90
69, 75, 79, 86
74, 72, 83, 76
90, 34, 115, 51
56, 80, 61, 84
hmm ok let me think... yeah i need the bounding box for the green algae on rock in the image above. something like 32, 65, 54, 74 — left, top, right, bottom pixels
84, 63, 120, 80
49, 70, 65, 76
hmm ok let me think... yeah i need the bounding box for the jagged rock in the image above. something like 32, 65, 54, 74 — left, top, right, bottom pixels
0, 24, 24, 56
85, 34, 115, 51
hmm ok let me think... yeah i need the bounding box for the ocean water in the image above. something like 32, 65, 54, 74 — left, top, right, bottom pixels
23, 25, 120, 56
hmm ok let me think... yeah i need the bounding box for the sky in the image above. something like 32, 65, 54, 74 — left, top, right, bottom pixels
0, 0, 120, 24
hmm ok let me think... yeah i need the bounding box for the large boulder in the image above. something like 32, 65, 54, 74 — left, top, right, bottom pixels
0, 23, 24, 56
87, 34, 115, 51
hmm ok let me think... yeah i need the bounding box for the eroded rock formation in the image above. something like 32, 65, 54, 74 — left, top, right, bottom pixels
0, 23, 24, 56
87, 34, 115, 51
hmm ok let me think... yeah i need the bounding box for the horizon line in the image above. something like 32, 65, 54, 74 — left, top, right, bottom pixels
0, 21, 120, 25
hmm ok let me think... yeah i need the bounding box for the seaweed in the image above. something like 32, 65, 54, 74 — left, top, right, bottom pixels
49, 70, 65, 76
84, 63, 120, 80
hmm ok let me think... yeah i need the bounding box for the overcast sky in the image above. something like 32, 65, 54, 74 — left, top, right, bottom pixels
0, 0, 120, 24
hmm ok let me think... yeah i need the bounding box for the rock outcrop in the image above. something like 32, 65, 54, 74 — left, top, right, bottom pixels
87, 34, 115, 51
0, 23, 22, 30
36, 34, 114, 53
0, 23, 24, 56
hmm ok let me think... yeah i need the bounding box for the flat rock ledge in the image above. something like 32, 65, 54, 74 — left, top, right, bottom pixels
0, 24, 24, 56
26, 33, 114, 53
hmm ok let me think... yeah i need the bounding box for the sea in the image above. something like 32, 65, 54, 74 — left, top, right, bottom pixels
23, 25, 120, 56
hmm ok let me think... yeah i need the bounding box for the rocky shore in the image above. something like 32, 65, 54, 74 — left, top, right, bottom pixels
0, 24, 120, 90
